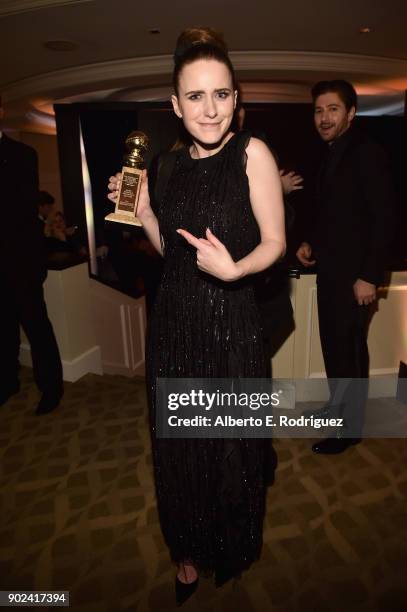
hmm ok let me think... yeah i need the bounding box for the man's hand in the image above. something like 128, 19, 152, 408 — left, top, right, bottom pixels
176, 227, 241, 282
353, 278, 376, 305
296, 242, 316, 267
280, 170, 304, 195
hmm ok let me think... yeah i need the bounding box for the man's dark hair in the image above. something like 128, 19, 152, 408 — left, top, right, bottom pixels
38, 190, 55, 206
311, 80, 358, 111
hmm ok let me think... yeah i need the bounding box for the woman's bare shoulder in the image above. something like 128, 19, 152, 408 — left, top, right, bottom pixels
246, 136, 273, 160
245, 136, 276, 170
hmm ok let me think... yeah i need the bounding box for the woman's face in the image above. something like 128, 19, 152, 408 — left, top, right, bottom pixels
172, 58, 237, 147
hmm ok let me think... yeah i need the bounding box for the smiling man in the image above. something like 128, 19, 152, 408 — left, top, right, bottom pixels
296, 80, 395, 454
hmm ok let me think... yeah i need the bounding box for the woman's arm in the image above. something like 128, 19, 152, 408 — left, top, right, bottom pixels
236, 137, 286, 277
138, 211, 163, 256
107, 170, 163, 256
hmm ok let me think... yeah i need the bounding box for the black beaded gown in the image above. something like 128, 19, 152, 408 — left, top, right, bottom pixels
146, 130, 267, 578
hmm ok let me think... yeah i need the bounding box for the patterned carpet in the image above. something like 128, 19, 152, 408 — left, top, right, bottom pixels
1, 368, 406, 612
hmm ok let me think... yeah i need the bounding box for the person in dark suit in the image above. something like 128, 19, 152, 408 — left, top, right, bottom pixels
296, 80, 395, 454
0, 96, 63, 414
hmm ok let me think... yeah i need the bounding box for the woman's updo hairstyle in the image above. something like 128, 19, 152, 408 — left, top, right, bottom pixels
172, 27, 237, 95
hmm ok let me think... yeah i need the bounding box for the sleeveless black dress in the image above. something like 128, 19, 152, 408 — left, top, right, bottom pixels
146, 131, 267, 577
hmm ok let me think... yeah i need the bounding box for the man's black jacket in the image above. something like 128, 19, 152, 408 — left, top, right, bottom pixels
307, 125, 396, 289
0, 133, 45, 284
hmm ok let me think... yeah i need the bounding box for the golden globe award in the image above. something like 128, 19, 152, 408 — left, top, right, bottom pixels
105, 131, 149, 226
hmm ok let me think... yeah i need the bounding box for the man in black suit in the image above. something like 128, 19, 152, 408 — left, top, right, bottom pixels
297, 80, 395, 454
0, 96, 63, 414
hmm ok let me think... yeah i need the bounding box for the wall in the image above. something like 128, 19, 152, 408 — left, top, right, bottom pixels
272, 270, 407, 398
20, 263, 102, 382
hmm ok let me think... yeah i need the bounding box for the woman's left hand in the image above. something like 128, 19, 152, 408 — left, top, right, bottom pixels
176, 228, 241, 282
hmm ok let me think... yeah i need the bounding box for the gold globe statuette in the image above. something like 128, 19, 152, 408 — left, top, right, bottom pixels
105, 131, 149, 227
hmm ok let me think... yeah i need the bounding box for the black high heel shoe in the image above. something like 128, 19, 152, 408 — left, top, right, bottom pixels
175, 566, 199, 606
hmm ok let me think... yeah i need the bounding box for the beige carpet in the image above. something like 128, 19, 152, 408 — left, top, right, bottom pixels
1, 368, 406, 612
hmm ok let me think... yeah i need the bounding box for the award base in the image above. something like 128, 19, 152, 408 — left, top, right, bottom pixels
104, 212, 142, 227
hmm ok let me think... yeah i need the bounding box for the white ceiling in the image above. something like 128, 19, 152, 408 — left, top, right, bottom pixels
1, 0, 407, 132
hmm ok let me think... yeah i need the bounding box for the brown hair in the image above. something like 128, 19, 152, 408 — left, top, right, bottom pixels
311, 80, 358, 111
172, 27, 236, 95
173, 27, 228, 62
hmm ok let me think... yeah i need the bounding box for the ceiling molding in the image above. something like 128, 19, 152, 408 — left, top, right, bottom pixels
232, 51, 407, 75
0, 0, 92, 17
3, 50, 407, 104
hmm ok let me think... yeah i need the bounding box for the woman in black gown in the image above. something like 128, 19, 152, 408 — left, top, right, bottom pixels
108, 31, 285, 604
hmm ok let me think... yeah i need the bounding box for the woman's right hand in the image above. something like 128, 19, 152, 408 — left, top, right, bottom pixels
107, 169, 153, 221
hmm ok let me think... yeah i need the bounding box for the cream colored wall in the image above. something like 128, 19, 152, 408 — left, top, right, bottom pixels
272, 271, 407, 380
87, 270, 406, 385
43, 264, 98, 362
19, 132, 63, 211
89, 279, 146, 377
369, 272, 407, 373
20, 263, 102, 382
20, 263, 406, 388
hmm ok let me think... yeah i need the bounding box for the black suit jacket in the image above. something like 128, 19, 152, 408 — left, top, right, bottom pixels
0, 133, 46, 284
308, 126, 395, 289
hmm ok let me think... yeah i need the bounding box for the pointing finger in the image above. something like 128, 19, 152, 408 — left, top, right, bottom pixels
176, 229, 203, 250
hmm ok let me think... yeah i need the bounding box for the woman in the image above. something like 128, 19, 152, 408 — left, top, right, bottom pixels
108, 31, 285, 605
